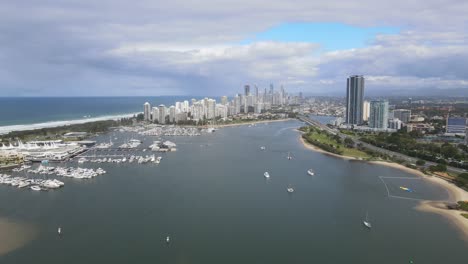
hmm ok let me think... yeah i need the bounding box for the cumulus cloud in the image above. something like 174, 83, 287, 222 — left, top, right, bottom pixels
0, 0, 467, 96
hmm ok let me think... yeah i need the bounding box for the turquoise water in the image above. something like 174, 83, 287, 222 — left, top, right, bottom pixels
0, 120, 466, 263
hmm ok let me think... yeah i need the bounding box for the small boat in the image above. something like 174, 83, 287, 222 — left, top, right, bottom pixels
30, 185, 41, 191
264, 172, 270, 178
307, 169, 314, 176
287, 185, 294, 193
166, 236, 170, 243
58, 227, 62, 235
260, 146, 266, 150
363, 212, 371, 229
399, 186, 413, 192
287, 152, 292, 160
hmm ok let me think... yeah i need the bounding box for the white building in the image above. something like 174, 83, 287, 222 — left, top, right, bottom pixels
169, 105, 176, 123
151, 107, 159, 123
362, 100, 370, 121
158, 104, 166, 124
144, 102, 151, 121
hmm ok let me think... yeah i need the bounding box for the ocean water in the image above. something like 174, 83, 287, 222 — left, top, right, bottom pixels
0, 97, 197, 127
0, 120, 466, 263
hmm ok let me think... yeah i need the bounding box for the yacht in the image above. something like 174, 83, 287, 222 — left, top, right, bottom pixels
264, 172, 270, 178
287, 185, 294, 193
307, 169, 314, 176
30, 185, 41, 191
18, 181, 31, 188
363, 212, 372, 229
155, 156, 162, 164
260, 146, 266, 150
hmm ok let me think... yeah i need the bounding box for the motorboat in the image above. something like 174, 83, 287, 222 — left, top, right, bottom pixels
287, 186, 294, 193
264, 172, 270, 178
287, 152, 292, 160
58, 227, 62, 235
307, 169, 314, 176
363, 212, 372, 229
166, 236, 170, 243
30, 185, 41, 191
260, 146, 266, 150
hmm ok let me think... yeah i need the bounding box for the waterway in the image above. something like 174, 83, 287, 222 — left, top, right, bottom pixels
0, 120, 466, 263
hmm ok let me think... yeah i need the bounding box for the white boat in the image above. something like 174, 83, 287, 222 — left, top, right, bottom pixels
264, 172, 270, 178
287, 185, 294, 193
307, 169, 314, 176
287, 152, 292, 160
58, 227, 62, 235
166, 236, 170, 243
363, 212, 372, 229
155, 156, 162, 164
30, 185, 41, 191
260, 146, 266, 150
18, 181, 31, 188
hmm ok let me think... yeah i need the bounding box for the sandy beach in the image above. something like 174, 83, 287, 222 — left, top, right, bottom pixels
0, 218, 37, 256
298, 132, 468, 240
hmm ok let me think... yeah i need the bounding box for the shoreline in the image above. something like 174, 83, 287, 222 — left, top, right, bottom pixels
298, 133, 468, 240
216, 118, 292, 128
0, 112, 140, 135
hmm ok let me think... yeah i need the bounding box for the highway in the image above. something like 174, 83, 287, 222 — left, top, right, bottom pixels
298, 115, 465, 175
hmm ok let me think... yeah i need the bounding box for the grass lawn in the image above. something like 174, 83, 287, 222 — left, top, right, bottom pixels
461, 213, 468, 220
304, 128, 370, 159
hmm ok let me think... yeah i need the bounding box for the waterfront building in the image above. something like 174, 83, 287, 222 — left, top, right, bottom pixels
345, 75, 365, 125
393, 109, 411, 123
169, 106, 176, 123
207, 99, 216, 119
446, 116, 466, 134
369, 100, 389, 129
158, 104, 166, 124
362, 100, 370, 121
183, 100, 190, 112
144, 102, 151, 121
151, 107, 159, 123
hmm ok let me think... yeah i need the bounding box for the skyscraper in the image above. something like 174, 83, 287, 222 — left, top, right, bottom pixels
369, 100, 389, 129
158, 104, 166, 124
244, 85, 250, 96
143, 102, 151, 121
151, 107, 159, 123
362, 100, 370, 121
345, 75, 365, 125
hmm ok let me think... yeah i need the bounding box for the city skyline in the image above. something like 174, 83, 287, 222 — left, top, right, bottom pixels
1, 1, 468, 97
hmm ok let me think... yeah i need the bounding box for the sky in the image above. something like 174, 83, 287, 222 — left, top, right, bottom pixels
0, 0, 467, 97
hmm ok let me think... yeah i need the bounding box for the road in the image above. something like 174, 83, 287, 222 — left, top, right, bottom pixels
298, 115, 465, 175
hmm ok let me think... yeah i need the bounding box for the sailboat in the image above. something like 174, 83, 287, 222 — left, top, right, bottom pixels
363, 212, 371, 229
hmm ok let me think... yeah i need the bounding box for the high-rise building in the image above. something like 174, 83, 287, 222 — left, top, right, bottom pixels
388, 118, 402, 130
158, 104, 166, 124
244, 85, 250, 96
143, 102, 151, 121
362, 100, 370, 121
465, 127, 468, 145
345, 75, 365, 125
446, 117, 466, 134
393, 109, 411, 123
207, 99, 216, 119
369, 100, 389, 129
151, 107, 159, 123
169, 105, 176, 123
221, 96, 228, 105
254, 85, 258, 98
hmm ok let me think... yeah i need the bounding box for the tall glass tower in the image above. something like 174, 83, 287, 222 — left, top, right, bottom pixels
346, 75, 365, 125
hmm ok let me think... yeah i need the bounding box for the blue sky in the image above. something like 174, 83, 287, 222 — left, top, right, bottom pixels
241, 23, 399, 51
0, 1, 467, 96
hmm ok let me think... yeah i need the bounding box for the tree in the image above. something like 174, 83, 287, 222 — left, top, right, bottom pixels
459, 173, 468, 180
429, 164, 447, 172
344, 137, 354, 148
416, 160, 426, 166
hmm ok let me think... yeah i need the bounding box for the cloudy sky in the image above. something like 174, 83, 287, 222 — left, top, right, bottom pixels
1, 0, 467, 97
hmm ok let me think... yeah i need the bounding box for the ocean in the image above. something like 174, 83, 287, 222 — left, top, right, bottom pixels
0, 97, 200, 134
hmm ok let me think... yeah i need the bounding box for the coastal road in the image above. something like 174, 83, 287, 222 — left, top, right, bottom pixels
298, 115, 465, 175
